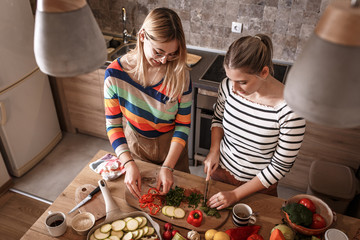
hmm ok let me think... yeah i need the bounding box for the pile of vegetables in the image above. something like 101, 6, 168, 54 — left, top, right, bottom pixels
90, 216, 158, 240
282, 203, 313, 227
165, 186, 185, 207
282, 198, 326, 229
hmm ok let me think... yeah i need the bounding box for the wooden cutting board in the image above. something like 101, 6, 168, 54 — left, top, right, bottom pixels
186, 53, 202, 66
74, 184, 106, 220
125, 170, 231, 232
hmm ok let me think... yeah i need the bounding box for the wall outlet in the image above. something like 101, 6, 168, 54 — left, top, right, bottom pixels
231, 22, 242, 33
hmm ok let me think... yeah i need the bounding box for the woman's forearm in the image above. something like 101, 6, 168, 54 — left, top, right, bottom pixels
233, 176, 266, 201
163, 141, 184, 169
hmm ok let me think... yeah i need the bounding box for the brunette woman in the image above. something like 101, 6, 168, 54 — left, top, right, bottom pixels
204, 34, 306, 209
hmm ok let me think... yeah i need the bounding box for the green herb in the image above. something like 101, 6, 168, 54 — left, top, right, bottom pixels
185, 192, 203, 209
200, 205, 221, 218
165, 186, 185, 207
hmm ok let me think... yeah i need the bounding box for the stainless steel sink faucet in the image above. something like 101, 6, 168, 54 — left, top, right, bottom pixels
122, 7, 131, 44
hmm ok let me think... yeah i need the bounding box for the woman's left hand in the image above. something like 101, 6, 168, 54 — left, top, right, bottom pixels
207, 190, 237, 210
156, 167, 174, 195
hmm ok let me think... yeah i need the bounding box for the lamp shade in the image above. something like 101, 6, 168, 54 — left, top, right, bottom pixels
284, 0, 360, 128
34, 1, 107, 77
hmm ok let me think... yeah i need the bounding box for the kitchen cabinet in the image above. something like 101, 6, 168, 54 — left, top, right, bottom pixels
0, 152, 11, 193
53, 68, 107, 139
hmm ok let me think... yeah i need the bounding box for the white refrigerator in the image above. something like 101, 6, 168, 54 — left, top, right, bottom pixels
0, 0, 62, 177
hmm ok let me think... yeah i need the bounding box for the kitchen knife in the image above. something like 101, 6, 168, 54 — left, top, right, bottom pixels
203, 179, 209, 203
68, 186, 100, 214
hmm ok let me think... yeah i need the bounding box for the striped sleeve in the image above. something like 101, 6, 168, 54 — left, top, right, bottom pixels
172, 76, 193, 146
257, 107, 306, 187
211, 77, 227, 128
104, 60, 129, 157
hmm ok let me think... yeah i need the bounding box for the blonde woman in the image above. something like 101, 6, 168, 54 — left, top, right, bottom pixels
104, 8, 192, 198
204, 34, 306, 209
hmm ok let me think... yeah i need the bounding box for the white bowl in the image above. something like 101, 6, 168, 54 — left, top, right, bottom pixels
71, 212, 95, 235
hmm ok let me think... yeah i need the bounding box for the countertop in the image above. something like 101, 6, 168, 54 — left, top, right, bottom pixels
21, 150, 360, 240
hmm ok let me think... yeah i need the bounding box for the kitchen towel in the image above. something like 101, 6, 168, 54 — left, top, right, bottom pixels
89, 153, 126, 180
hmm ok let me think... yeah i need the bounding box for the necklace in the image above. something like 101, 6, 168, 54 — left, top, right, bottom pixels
147, 66, 163, 86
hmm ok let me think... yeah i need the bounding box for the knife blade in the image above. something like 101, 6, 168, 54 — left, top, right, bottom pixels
68, 186, 100, 214
203, 179, 209, 203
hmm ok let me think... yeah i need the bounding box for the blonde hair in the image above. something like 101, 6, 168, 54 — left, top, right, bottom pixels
127, 8, 189, 100
224, 34, 274, 76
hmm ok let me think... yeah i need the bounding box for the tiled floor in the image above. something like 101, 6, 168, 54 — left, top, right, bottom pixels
12, 132, 303, 202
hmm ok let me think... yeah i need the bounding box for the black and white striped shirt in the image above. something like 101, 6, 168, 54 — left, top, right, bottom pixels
212, 78, 306, 188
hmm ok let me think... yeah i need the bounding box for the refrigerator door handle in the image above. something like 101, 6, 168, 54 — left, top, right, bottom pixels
0, 102, 7, 125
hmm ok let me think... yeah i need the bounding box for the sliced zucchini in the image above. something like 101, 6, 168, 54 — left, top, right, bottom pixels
110, 230, 124, 238
126, 218, 139, 231
123, 217, 134, 222
141, 226, 149, 236
165, 206, 175, 217
108, 236, 120, 240
135, 216, 143, 225
138, 216, 147, 228
94, 228, 110, 240
122, 232, 133, 240
136, 228, 144, 239
111, 219, 126, 231
146, 226, 155, 236
131, 230, 139, 239
100, 223, 112, 233
161, 206, 168, 215
150, 234, 159, 240
89, 234, 97, 240
174, 207, 186, 218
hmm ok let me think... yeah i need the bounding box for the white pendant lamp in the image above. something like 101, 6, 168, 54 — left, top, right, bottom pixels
34, 0, 107, 77
284, 0, 360, 128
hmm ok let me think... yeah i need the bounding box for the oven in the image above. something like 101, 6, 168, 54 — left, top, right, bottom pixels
193, 89, 217, 165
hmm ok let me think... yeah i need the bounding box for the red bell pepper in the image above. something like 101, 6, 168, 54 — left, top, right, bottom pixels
225, 225, 261, 240
187, 210, 203, 227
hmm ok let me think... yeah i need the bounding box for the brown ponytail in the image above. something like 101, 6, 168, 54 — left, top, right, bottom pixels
224, 34, 274, 76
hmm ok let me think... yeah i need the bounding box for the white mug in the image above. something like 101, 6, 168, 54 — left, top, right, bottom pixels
45, 211, 67, 237
232, 203, 257, 227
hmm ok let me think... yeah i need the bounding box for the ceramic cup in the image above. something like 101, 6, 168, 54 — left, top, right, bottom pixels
232, 203, 256, 227
45, 211, 67, 237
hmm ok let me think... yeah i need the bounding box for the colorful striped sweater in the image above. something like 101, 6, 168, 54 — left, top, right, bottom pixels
212, 78, 306, 188
104, 58, 192, 157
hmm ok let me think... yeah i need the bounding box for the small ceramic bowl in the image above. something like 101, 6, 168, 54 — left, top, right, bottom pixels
282, 194, 335, 236
71, 212, 95, 235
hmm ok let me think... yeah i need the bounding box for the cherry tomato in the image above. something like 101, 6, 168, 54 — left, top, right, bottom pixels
163, 230, 172, 240
310, 213, 326, 229
164, 222, 173, 231
298, 198, 316, 213
247, 233, 264, 240
172, 230, 179, 237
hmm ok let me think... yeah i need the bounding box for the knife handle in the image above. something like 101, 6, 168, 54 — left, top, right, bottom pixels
89, 186, 100, 197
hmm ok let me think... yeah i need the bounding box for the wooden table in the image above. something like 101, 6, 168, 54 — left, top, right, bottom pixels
21, 150, 360, 239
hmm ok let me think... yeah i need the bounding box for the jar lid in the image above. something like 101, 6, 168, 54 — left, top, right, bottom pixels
325, 228, 348, 240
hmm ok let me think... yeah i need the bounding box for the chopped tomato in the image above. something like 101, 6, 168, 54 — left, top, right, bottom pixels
298, 198, 316, 213
310, 213, 326, 229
